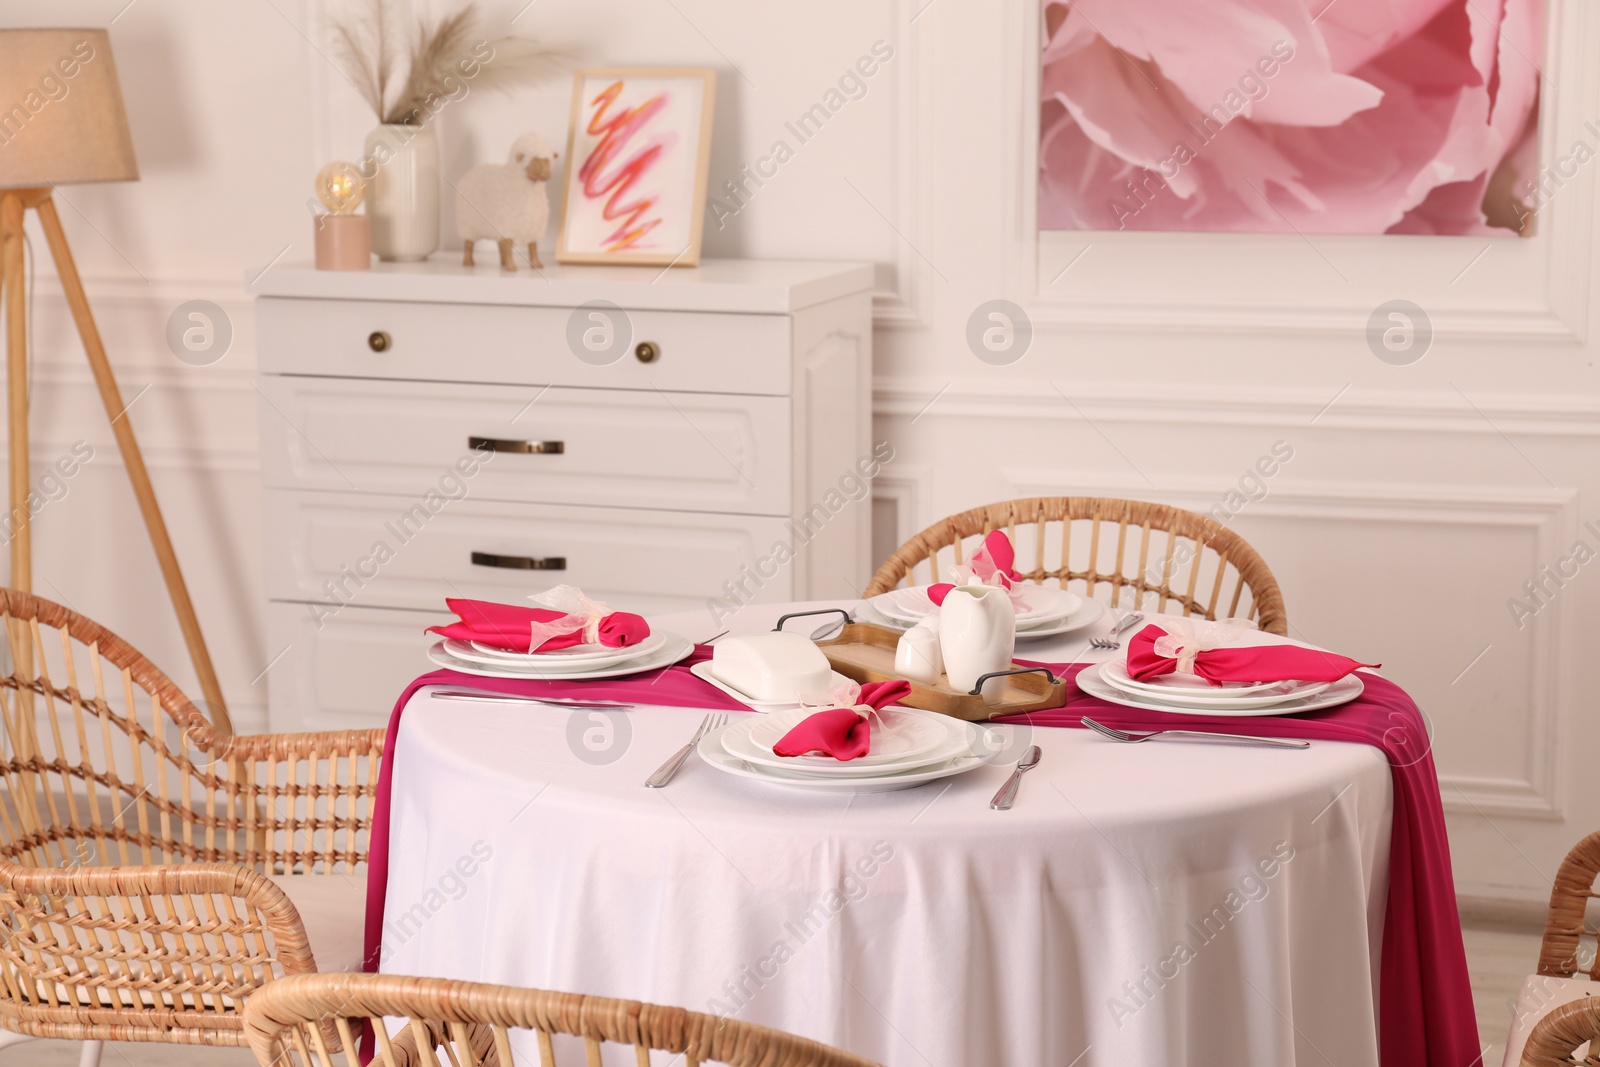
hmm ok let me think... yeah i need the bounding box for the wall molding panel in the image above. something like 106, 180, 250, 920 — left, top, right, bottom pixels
874, 377, 1600, 437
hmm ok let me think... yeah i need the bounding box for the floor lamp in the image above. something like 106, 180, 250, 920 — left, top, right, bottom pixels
0, 28, 228, 725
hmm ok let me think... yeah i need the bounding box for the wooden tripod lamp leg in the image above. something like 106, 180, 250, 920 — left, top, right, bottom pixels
1, 192, 28, 594
33, 196, 232, 732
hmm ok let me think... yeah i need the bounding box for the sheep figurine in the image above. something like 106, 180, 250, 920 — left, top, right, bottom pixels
456, 133, 557, 270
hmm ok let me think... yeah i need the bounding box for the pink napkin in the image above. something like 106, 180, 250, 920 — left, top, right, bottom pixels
1126, 623, 1378, 685
427, 597, 649, 653
772, 680, 913, 761
928, 530, 1022, 606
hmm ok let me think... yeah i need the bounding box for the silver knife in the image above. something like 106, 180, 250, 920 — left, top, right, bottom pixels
433, 689, 635, 710
990, 745, 1042, 810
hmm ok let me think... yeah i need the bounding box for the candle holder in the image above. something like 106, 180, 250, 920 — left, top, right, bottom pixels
312, 161, 371, 270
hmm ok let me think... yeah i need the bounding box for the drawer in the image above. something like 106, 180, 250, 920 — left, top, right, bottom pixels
258, 377, 790, 515
262, 489, 796, 614
266, 602, 436, 731
257, 298, 792, 395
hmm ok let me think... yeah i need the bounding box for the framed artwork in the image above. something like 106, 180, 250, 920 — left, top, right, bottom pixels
557, 67, 717, 266
1038, 0, 1545, 236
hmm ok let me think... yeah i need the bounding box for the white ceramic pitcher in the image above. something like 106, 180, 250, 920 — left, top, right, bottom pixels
939, 585, 1017, 702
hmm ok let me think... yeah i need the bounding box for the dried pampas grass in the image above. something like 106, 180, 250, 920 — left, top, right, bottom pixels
330, 0, 563, 126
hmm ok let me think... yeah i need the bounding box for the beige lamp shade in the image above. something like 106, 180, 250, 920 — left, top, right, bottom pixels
0, 28, 137, 188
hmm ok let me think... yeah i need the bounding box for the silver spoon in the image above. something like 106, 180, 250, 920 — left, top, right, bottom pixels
1080, 716, 1308, 749
990, 745, 1042, 810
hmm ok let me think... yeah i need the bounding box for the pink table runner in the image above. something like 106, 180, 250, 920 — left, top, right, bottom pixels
361, 654, 1476, 1067
997, 661, 1479, 1067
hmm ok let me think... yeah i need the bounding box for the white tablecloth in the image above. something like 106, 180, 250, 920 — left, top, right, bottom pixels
380, 601, 1393, 1066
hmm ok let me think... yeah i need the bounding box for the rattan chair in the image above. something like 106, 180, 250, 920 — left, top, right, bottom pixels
243, 971, 883, 1067
1514, 830, 1600, 1065
866, 496, 1289, 636
0, 588, 384, 1063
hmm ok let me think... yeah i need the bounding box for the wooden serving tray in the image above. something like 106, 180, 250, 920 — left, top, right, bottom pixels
785, 613, 1069, 721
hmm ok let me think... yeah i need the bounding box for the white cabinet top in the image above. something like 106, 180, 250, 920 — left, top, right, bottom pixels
247, 257, 875, 313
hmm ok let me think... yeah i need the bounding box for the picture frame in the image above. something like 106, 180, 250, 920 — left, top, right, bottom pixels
557, 67, 717, 267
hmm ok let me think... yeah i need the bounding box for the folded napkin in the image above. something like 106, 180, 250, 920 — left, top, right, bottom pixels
772, 680, 913, 761
928, 530, 1024, 607
426, 585, 650, 653
1127, 617, 1378, 685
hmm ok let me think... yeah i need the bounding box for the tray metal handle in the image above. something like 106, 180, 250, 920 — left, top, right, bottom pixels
773, 608, 852, 633
968, 666, 1060, 696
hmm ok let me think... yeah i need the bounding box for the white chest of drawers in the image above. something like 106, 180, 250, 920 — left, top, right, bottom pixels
249, 259, 874, 731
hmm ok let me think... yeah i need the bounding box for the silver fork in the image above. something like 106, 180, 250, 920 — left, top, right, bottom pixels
1089, 611, 1145, 651
1081, 716, 1309, 749
644, 712, 728, 787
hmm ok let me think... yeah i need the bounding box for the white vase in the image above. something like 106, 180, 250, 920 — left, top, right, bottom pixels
363, 123, 440, 261
939, 585, 1016, 702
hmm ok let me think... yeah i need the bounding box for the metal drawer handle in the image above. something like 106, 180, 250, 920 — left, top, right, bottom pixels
471, 552, 566, 571
468, 436, 564, 455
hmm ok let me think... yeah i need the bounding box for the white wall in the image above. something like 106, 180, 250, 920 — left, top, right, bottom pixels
3, 0, 1596, 904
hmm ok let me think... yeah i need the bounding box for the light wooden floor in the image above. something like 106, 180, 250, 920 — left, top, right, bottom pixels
0, 922, 1548, 1065
1466, 922, 1544, 1067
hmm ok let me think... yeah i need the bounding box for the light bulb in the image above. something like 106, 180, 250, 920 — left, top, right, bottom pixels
315, 162, 365, 214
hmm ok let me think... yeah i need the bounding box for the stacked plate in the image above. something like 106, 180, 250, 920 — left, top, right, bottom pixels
697, 707, 994, 792
427, 631, 694, 680
865, 584, 1105, 640
1078, 653, 1364, 717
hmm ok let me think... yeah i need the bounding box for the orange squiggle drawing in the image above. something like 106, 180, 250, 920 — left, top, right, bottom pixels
579, 81, 678, 251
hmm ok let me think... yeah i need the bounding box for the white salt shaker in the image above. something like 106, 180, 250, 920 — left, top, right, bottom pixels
894, 617, 943, 685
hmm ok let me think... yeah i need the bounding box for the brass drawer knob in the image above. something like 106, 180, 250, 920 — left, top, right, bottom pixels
368, 330, 391, 353
634, 341, 659, 363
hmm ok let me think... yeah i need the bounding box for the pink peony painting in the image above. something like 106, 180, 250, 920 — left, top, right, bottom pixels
1039, 0, 1544, 235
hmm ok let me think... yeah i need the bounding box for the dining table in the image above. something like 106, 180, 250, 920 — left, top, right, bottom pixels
375, 599, 1398, 1066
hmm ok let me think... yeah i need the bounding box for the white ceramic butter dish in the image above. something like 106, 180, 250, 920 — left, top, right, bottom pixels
710, 633, 833, 703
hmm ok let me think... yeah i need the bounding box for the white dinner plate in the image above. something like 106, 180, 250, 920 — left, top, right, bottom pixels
697, 723, 990, 792
1077, 662, 1365, 717
870, 585, 1081, 625
688, 662, 857, 711
1097, 656, 1333, 705
428, 633, 692, 680
721, 707, 963, 774
445, 632, 667, 669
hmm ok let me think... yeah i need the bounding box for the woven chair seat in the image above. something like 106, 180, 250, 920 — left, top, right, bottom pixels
0, 588, 384, 1048
1506, 974, 1598, 1066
